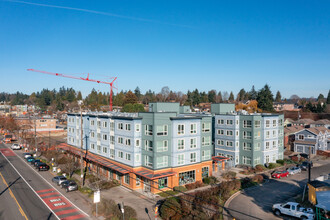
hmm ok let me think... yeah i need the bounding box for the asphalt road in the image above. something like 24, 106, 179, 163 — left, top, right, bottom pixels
0, 144, 57, 220
227, 160, 330, 220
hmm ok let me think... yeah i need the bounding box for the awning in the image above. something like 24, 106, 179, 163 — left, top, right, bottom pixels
135, 169, 175, 180
212, 156, 230, 162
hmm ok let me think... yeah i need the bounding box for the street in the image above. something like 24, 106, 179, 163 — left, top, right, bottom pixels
0, 143, 90, 220
227, 160, 330, 220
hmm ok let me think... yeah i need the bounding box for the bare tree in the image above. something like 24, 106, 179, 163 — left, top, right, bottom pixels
160, 86, 170, 102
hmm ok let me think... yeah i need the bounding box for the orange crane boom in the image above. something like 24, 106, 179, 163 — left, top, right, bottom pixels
27, 69, 117, 111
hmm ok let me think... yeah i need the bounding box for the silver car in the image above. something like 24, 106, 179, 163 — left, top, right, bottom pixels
287, 167, 301, 175
52, 176, 67, 185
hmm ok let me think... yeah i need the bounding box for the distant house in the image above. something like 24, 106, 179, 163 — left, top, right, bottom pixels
284, 118, 294, 127
293, 127, 330, 155
273, 102, 298, 111
310, 119, 330, 129
292, 118, 315, 127
284, 126, 304, 150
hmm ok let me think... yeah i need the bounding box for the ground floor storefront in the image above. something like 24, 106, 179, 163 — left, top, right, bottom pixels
57, 143, 226, 194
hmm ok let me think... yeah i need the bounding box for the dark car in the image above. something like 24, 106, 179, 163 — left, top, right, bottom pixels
63, 181, 78, 192
38, 163, 50, 171
60, 180, 71, 188
300, 161, 313, 170
34, 161, 43, 168
26, 156, 35, 162
29, 158, 38, 164
33, 159, 41, 166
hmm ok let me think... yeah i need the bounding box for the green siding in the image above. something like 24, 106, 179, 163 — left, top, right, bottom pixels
211, 103, 235, 114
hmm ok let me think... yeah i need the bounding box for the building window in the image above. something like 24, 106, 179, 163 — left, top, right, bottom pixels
255, 120, 261, 128
118, 123, 123, 130
145, 156, 153, 167
202, 167, 209, 178
217, 129, 224, 135
145, 125, 153, 135
226, 120, 233, 125
266, 131, 270, 139
298, 134, 304, 140
145, 140, 153, 151
91, 132, 95, 138
97, 145, 101, 151
242, 156, 251, 165
273, 130, 277, 138
157, 156, 168, 168
278, 119, 283, 126
110, 122, 114, 131
202, 123, 211, 132
90, 143, 95, 149
157, 125, 168, 136
217, 139, 224, 146
255, 142, 261, 151
202, 136, 210, 146
266, 155, 270, 163
178, 154, 184, 165
102, 147, 107, 153
135, 154, 140, 162
158, 177, 168, 189
102, 121, 107, 128
266, 120, 270, 128
226, 141, 233, 147
226, 130, 233, 136
110, 149, 115, 158
126, 153, 131, 161
125, 123, 131, 131
190, 138, 197, 148
90, 120, 95, 126
110, 136, 115, 145
135, 124, 140, 132
118, 151, 123, 158
272, 154, 276, 162
116, 172, 121, 181
202, 150, 210, 160
190, 123, 197, 134
118, 137, 123, 144
125, 138, 131, 146
254, 157, 261, 165
136, 176, 141, 186
102, 134, 108, 141
273, 120, 277, 127
135, 139, 140, 148
190, 152, 197, 163
218, 119, 224, 125
178, 139, 185, 150
255, 131, 261, 139
243, 142, 251, 151
266, 142, 270, 150
157, 140, 168, 152
179, 170, 195, 185
243, 131, 251, 139
178, 124, 185, 135
97, 121, 101, 127
243, 120, 252, 128
124, 174, 130, 185
272, 141, 277, 148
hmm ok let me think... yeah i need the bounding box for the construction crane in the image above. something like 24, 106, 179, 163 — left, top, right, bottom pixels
27, 69, 117, 111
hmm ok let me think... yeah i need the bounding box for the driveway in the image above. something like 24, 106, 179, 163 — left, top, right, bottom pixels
226, 159, 330, 220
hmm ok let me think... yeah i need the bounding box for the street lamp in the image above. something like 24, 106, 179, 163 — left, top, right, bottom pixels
120, 202, 125, 220
78, 100, 84, 182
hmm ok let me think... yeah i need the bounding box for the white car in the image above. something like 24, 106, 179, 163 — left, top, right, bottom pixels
287, 167, 301, 175
272, 202, 314, 219
11, 144, 21, 150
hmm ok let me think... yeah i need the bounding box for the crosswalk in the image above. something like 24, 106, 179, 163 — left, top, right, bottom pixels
36, 188, 87, 220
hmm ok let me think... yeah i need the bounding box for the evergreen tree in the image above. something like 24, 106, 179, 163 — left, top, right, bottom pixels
237, 89, 246, 101
191, 89, 200, 106
326, 90, 330, 104
77, 91, 82, 100
249, 85, 257, 100
134, 87, 141, 100
207, 90, 216, 103
217, 91, 223, 103
275, 91, 282, 102
123, 91, 138, 105
256, 84, 274, 112
229, 91, 235, 102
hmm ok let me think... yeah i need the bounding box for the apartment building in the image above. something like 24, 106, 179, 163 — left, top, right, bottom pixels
212, 103, 284, 167
66, 103, 214, 193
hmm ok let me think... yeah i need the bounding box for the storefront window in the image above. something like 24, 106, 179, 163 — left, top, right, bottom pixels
202, 167, 209, 178
124, 174, 130, 185
179, 170, 195, 185
136, 176, 141, 186
158, 177, 168, 189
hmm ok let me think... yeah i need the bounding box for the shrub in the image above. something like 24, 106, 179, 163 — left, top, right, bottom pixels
255, 164, 266, 172
123, 205, 137, 220
173, 186, 187, 193
251, 174, 264, 183
268, 163, 281, 169
203, 177, 211, 184
157, 190, 179, 198
203, 176, 218, 185
233, 179, 241, 190
222, 171, 237, 179
160, 197, 181, 219
185, 181, 204, 190
276, 159, 285, 165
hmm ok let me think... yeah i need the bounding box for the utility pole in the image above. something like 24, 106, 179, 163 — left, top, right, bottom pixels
34, 116, 37, 152
79, 102, 84, 182
49, 130, 51, 149
308, 146, 312, 183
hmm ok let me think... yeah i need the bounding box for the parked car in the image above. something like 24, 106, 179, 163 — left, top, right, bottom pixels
38, 163, 50, 171
33, 159, 41, 166
23, 153, 32, 158
271, 170, 289, 179
300, 161, 313, 171
62, 181, 78, 192
34, 161, 43, 168
26, 156, 35, 162
287, 167, 301, 175
272, 202, 314, 219
60, 180, 70, 188
52, 176, 67, 185
11, 144, 21, 150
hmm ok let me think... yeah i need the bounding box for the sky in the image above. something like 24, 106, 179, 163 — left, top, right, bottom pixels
0, 0, 329, 99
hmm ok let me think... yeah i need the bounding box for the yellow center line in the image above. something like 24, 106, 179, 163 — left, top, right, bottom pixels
0, 172, 28, 220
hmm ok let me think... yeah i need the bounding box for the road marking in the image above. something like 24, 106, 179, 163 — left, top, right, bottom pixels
0, 151, 60, 220
0, 171, 28, 220
0, 148, 16, 156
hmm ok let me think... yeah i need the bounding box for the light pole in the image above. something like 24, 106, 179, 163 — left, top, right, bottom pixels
78, 100, 84, 182
121, 202, 125, 220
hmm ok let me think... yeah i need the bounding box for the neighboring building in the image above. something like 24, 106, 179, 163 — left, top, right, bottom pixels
284, 118, 294, 127
284, 126, 304, 150
15, 116, 57, 132
273, 102, 299, 111
292, 119, 315, 127
0, 104, 11, 114
310, 119, 330, 129
66, 103, 214, 193
293, 127, 330, 154
212, 103, 284, 167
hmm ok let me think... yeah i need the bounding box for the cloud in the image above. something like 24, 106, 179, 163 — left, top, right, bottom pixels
5, 0, 193, 28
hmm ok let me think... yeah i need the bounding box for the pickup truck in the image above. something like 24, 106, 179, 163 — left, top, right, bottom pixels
272, 202, 314, 219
